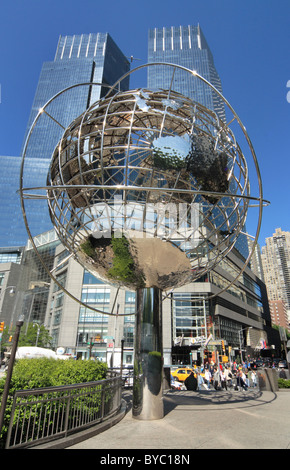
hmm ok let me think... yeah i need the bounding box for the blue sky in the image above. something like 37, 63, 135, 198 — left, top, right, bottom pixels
0, 0, 289, 247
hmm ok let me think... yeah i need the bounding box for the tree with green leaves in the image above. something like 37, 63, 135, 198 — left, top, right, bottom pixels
1, 323, 52, 350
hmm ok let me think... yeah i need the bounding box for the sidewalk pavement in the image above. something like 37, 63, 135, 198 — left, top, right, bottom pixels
66, 387, 290, 450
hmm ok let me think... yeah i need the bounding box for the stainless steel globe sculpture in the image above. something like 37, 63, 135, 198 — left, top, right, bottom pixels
46, 87, 250, 292
20, 63, 268, 420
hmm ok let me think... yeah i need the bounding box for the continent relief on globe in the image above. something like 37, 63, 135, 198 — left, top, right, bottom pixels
77, 230, 192, 291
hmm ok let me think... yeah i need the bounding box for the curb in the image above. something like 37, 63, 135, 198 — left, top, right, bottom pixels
29, 399, 128, 449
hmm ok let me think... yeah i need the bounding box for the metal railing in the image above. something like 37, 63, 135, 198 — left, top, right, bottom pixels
109, 366, 134, 387
5, 374, 122, 449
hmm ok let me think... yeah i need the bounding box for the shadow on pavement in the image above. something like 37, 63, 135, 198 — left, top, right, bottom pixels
122, 387, 278, 416
163, 388, 278, 414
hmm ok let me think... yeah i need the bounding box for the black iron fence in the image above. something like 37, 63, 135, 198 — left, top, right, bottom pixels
5, 373, 122, 449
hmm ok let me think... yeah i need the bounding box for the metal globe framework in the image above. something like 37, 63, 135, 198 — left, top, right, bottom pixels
20, 62, 269, 420
20, 63, 268, 315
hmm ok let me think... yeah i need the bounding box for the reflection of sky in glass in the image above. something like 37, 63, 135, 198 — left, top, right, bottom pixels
152, 135, 190, 160
134, 91, 151, 111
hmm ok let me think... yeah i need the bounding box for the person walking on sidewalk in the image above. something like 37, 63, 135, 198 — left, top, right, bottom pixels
184, 371, 197, 391
224, 366, 233, 388
213, 367, 220, 390
204, 369, 212, 389
220, 368, 227, 390
197, 371, 205, 390
251, 369, 258, 387
236, 370, 247, 391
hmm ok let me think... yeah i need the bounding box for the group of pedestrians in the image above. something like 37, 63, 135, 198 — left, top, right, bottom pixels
184, 361, 258, 392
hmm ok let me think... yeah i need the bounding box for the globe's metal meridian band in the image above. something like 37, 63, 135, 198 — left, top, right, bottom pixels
107, 62, 265, 284
21, 183, 269, 205
20, 185, 267, 306
19, 63, 267, 314
19, 82, 131, 316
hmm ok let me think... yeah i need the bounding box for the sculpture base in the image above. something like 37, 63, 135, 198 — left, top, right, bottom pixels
132, 287, 164, 420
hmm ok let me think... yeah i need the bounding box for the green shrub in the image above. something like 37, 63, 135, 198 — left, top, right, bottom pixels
108, 234, 135, 282
0, 357, 107, 391
278, 378, 290, 388
80, 238, 96, 258
108, 233, 145, 287
0, 358, 108, 447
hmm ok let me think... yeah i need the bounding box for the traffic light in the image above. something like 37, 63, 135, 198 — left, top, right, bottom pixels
221, 340, 225, 351
0, 322, 4, 332
9, 336, 13, 342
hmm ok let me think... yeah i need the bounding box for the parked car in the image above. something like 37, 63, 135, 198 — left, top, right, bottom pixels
278, 360, 287, 369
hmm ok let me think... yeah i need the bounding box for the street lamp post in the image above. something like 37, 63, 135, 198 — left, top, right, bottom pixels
238, 327, 253, 364
0, 315, 24, 437
0, 286, 16, 366
33, 322, 41, 347
0, 286, 16, 297
120, 338, 125, 377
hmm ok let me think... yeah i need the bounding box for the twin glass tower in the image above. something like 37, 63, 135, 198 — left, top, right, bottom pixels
1, 25, 241, 257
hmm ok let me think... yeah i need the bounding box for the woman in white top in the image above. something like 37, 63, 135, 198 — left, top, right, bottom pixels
204, 369, 211, 389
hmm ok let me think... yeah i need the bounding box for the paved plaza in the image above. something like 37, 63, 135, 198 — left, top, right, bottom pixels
66, 388, 290, 450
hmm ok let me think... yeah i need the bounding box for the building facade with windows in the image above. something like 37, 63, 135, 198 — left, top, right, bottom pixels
0, 156, 25, 247
146, 24, 277, 363
261, 228, 290, 323
269, 300, 289, 334
0, 33, 130, 248
148, 25, 226, 123
0, 225, 281, 366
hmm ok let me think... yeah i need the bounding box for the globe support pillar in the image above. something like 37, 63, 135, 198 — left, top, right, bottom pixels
133, 287, 164, 420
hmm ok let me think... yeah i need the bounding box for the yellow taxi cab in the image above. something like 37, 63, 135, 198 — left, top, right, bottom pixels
171, 366, 206, 382
171, 367, 195, 382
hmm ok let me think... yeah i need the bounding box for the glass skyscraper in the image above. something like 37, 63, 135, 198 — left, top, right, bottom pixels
148, 25, 226, 122
0, 33, 130, 247
0, 156, 50, 247
147, 25, 260, 363
147, 24, 249, 260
